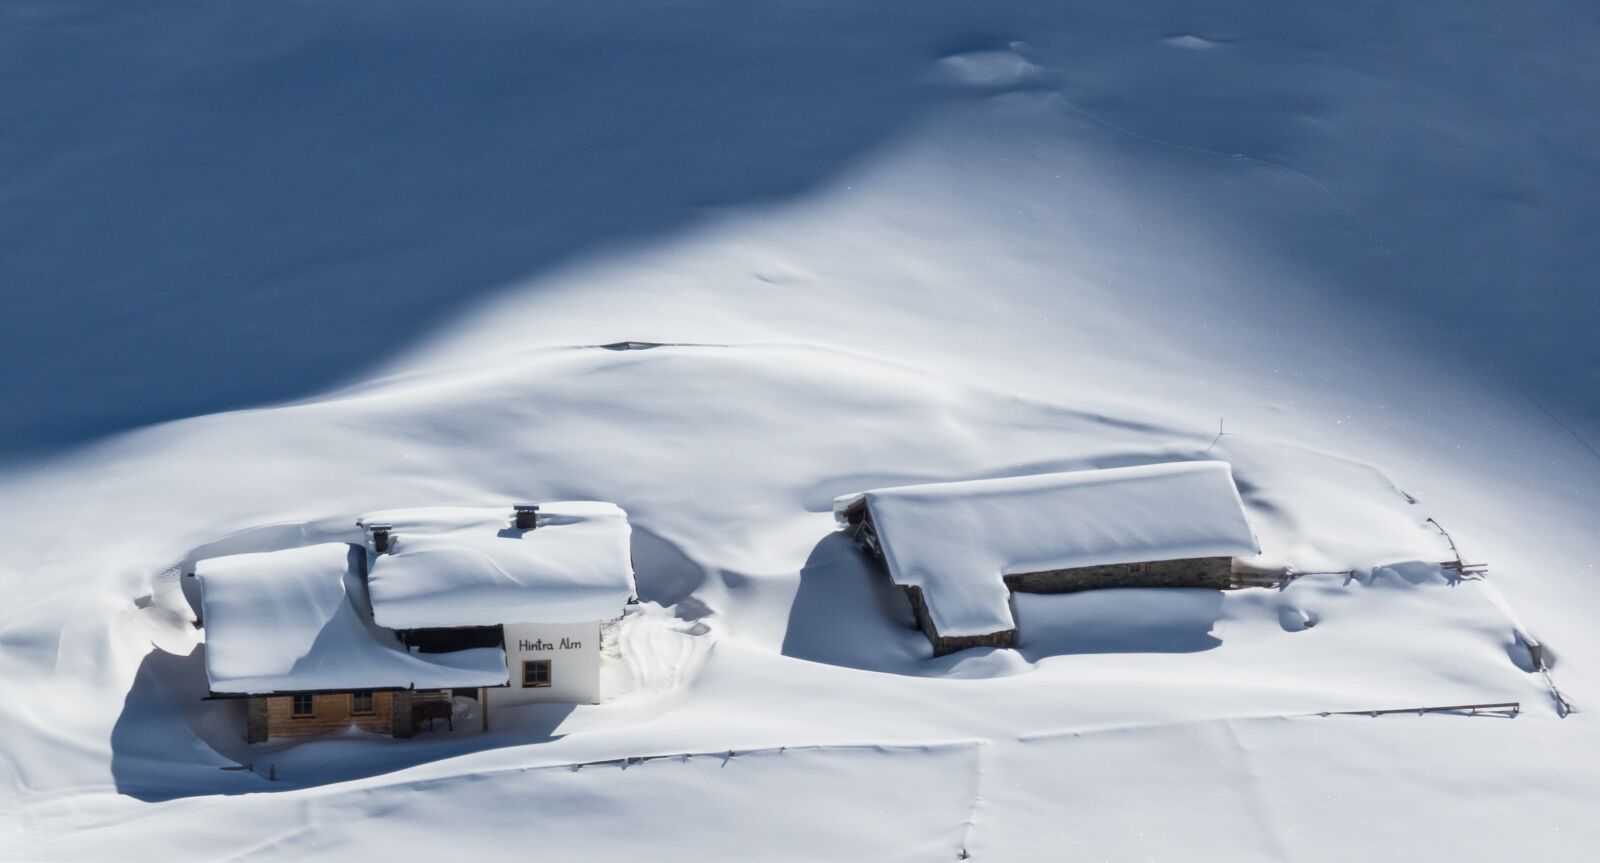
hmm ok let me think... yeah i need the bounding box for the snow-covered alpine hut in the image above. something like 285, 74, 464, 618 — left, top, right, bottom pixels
357, 502, 635, 710
833, 462, 1260, 656
195, 543, 508, 743
194, 502, 636, 743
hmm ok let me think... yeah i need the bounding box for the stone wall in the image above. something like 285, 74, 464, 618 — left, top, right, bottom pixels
391, 690, 415, 739
929, 627, 1016, 657
246, 697, 268, 744
905, 584, 1017, 657
1003, 556, 1235, 594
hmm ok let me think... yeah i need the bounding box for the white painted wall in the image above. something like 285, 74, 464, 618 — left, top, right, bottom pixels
496, 621, 602, 705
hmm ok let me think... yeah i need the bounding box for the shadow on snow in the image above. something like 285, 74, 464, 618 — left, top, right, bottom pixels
780, 532, 1223, 678
0, 1, 995, 458
109, 644, 574, 802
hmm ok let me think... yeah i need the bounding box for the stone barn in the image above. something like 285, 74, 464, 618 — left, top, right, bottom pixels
833, 461, 1261, 656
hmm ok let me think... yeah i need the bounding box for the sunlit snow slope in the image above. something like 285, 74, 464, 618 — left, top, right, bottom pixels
2, 1, 1598, 861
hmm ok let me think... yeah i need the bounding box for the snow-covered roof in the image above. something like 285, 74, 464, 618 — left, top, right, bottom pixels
196, 543, 508, 695
833, 461, 1260, 638
359, 503, 635, 629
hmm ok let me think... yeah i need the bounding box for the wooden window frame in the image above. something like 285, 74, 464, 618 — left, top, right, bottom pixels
351, 690, 375, 716
522, 659, 552, 688
291, 693, 314, 717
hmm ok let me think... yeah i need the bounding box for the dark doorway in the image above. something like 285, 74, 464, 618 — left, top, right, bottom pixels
401, 626, 504, 653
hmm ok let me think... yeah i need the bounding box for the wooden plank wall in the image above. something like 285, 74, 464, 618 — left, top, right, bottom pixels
264, 691, 397, 739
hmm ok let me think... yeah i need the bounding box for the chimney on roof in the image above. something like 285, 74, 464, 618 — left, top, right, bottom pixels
514, 504, 540, 530
366, 523, 393, 553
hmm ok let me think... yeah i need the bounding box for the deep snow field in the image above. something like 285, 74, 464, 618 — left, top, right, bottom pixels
3, 1, 1599, 860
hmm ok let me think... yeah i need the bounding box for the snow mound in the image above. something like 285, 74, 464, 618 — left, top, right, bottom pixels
1162, 33, 1224, 50
937, 46, 1041, 88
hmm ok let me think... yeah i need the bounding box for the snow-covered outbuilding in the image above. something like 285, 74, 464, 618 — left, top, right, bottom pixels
194, 502, 636, 743
833, 462, 1261, 656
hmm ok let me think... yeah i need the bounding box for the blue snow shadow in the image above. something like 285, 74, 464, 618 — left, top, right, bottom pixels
1011, 588, 1223, 659
6, 1, 1597, 459
782, 532, 937, 675
109, 645, 574, 801
0, 1, 985, 457
782, 533, 1222, 678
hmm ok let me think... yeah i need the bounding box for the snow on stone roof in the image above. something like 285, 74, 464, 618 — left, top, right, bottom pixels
196, 543, 508, 695
833, 461, 1260, 638
359, 502, 635, 629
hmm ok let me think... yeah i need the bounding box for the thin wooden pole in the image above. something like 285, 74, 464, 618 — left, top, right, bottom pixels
1322, 701, 1519, 717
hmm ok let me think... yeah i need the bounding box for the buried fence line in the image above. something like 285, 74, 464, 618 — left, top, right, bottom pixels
223, 736, 991, 857
1514, 631, 1574, 717
227, 738, 985, 786
485, 736, 992, 860
1020, 700, 1528, 744
1537, 664, 1575, 718
1318, 701, 1520, 718
1515, 632, 1575, 718
1426, 518, 1490, 575
1542, 673, 1574, 717
546, 739, 984, 773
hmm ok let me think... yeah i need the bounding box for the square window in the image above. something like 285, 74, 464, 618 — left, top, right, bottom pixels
522, 659, 552, 688
351, 691, 375, 715
291, 693, 314, 717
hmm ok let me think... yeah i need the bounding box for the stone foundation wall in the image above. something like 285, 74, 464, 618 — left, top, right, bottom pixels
246, 696, 268, 744
905, 584, 1017, 657
930, 628, 1016, 657
1003, 556, 1235, 594
391, 690, 415, 739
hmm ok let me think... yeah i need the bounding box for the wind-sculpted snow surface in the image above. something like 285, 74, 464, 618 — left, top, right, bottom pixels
3, 0, 1596, 453
2, 0, 1599, 860
0, 339, 1592, 858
